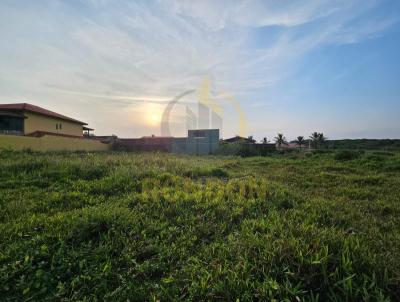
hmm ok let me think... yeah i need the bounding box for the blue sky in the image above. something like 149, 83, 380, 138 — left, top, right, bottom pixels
0, 0, 399, 139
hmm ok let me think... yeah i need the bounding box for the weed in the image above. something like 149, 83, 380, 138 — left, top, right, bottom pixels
0, 151, 399, 300
334, 150, 363, 161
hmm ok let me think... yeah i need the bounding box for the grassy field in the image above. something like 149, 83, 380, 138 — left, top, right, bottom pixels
1, 150, 400, 301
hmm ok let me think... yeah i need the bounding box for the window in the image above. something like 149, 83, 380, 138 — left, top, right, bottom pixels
193, 130, 205, 138
59, 123, 62, 130
0, 116, 24, 132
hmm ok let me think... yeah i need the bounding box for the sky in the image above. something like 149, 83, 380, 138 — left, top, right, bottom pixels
1, 0, 400, 140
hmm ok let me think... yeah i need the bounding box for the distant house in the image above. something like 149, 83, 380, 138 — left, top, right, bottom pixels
0, 103, 92, 137
115, 129, 220, 155
186, 129, 220, 155
223, 135, 254, 143
279, 142, 304, 149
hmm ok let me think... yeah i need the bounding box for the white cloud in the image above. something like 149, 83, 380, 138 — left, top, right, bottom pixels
0, 0, 397, 136
169, 0, 344, 29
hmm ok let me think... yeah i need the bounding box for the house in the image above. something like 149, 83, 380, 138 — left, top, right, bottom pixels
185, 129, 220, 155
114, 129, 220, 155
223, 135, 254, 143
278, 142, 304, 149
0, 103, 92, 137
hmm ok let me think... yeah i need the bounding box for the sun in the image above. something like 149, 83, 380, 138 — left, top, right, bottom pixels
148, 112, 161, 126
141, 103, 163, 127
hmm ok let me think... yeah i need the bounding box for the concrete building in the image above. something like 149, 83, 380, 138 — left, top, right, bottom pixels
223, 135, 254, 143
0, 103, 91, 137
185, 129, 220, 155
115, 129, 220, 155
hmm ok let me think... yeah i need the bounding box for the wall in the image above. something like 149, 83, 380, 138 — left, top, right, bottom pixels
24, 112, 83, 136
0, 134, 110, 152
171, 137, 187, 153
111, 130, 220, 155
115, 137, 173, 152
186, 129, 220, 155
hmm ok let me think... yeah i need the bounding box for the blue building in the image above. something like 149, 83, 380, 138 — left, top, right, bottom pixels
172, 129, 220, 155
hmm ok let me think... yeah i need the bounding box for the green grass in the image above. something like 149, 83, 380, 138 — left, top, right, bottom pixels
1, 150, 400, 301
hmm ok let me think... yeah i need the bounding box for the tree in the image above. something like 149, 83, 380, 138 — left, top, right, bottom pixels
309, 132, 327, 149
295, 136, 305, 149
317, 133, 327, 148
247, 135, 256, 143
309, 132, 319, 149
274, 133, 288, 149
261, 137, 269, 144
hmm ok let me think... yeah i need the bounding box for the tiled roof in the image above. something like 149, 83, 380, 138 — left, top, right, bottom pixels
0, 103, 87, 125
223, 136, 252, 143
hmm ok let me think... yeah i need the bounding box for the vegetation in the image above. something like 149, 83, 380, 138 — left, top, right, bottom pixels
327, 139, 400, 150
309, 132, 327, 149
274, 133, 288, 149
216, 141, 276, 157
295, 136, 305, 149
247, 136, 256, 143
334, 150, 364, 161
1, 150, 400, 301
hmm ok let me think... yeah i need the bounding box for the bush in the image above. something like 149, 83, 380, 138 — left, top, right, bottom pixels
334, 150, 363, 161
215, 143, 276, 157
183, 167, 228, 178
237, 144, 260, 157
214, 143, 242, 156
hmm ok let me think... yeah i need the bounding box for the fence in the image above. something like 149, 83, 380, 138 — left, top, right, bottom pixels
0, 134, 110, 152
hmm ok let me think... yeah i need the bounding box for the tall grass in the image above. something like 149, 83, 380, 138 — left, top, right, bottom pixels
0, 151, 399, 301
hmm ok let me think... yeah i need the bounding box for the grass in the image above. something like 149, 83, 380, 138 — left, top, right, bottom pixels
1, 150, 400, 301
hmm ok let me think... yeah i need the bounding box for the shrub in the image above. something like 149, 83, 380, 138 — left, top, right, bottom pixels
237, 144, 260, 157
334, 150, 363, 161
372, 151, 395, 157
214, 143, 242, 156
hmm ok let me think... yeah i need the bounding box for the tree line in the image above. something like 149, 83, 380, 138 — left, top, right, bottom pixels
247, 132, 327, 149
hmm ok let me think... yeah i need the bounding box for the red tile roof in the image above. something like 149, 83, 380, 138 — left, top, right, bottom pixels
0, 103, 87, 125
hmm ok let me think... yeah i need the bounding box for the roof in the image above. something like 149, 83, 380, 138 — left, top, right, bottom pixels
0, 111, 26, 118
223, 136, 253, 143
0, 103, 87, 125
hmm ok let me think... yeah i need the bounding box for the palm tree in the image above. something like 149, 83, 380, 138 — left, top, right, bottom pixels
309, 132, 327, 149
274, 133, 288, 149
295, 136, 305, 149
261, 137, 269, 144
317, 133, 327, 148
309, 132, 319, 149
247, 135, 256, 143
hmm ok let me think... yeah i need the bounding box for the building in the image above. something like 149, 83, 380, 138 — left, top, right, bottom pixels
223, 135, 254, 143
0, 103, 92, 136
115, 129, 220, 155
185, 129, 220, 155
